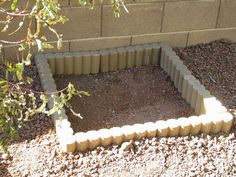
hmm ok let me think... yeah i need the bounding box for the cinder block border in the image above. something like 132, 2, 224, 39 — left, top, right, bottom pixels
35, 42, 234, 153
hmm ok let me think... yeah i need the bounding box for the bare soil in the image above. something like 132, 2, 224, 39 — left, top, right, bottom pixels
0, 40, 235, 177
55, 65, 195, 132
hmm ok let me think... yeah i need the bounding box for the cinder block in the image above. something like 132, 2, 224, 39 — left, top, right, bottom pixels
43, 7, 101, 41
75, 132, 89, 151
217, 0, 236, 28
175, 65, 190, 92
178, 117, 191, 136
164, 50, 177, 75
143, 44, 152, 65
102, 3, 163, 36
132, 31, 188, 48
200, 115, 213, 134
211, 114, 223, 134
170, 56, 183, 82
134, 46, 144, 67
70, 36, 132, 52
64, 53, 74, 74
55, 54, 65, 75
98, 129, 113, 146
195, 87, 212, 115
162, 0, 220, 32
126, 46, 135, 68
108, 49, 118, 71
100, 49, 109, 72
151, 43, 160, 65
221, 112, 233, 133
117, 47, 127, 69
45, 54, 56, 74
134, 124, 147, 139
110, 127, 124, 145
59, 134, 76, 153
160, 45, 172, 69
144, 122, 157, 137
189, 116, 202, 135
87, 130, 101, 150
187, 27, 236, 45
73, 52, 83, 75
121, 125, 136, 141
181, 75, 196, 103
190, 81, 203, 109
91, 51, 100, 74
167, 119, 180, 137
155, 120, 169, 137
82, 51, 92, 74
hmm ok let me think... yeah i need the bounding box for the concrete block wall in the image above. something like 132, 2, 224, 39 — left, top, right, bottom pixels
1, 0, 236, 61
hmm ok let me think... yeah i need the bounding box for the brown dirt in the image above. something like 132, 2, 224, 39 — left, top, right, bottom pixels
55, 65, 195, 132
0, 40, 236, 177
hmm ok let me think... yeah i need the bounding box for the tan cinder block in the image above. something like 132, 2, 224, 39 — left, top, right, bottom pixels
70, 36, 131, 52
211, 114, 223, 134
102, 3, 163, 36
98, 129, 113, 146
45, 54, 56, 74
134, 46, 144, 67
126, 46, 135, 68
162, 0, 220, 32
190, 81, 202, 109
100, 49, 109, 72
55, 54, 65, 74
221, 112, 233, 133
144, 122, 157, 137
117, 47, 127, 69
73, 52, 83, 75
91, 51, 100, 74
59, 134, 76, 153
109, 49, 118, 71
87, 130, 101, 149
151, 43, 160, 65
132, 31, 188, 47
167, 119, 180, 137
155, 120, 169, 137
76, 132, 89, 151
111, 127, 124, 145
187, 27, 236, 45
134, 124, 147, 139
64, 53, 74, 74
217, 0, 236, 28
181, 75, 196, 103
178, 117, 191, 136
82, 51, 92, 74
195, 87, 211, 115
200, 115, 213, 134
121, 125, 136, 141
178, 67, 191, 93
143, 44, 152, 65
160, 44, 172, 69
189, 116, 202, 135
170, 56, 183, 82
43, 6, 101, 41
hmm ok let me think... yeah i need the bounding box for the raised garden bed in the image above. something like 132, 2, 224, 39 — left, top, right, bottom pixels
35, 42, 234, 153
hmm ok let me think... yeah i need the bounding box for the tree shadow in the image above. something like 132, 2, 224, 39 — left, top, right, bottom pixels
0, 158, 13, 177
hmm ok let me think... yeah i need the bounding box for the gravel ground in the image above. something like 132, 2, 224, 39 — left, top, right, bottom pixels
0, 40, 236, 177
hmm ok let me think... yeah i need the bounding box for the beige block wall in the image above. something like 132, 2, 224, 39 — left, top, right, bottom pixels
1, 0, 236, 61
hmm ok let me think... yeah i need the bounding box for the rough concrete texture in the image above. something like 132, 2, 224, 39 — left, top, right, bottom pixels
35, 42, 233, 153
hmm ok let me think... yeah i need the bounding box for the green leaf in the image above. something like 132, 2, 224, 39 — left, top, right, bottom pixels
10, 0, 19, 11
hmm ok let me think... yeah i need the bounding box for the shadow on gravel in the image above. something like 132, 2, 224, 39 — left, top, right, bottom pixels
11, 114, 54, 144
0, 160, 12, 177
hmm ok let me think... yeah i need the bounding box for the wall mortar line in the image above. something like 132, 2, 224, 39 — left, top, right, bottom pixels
215, 0, 222, 28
